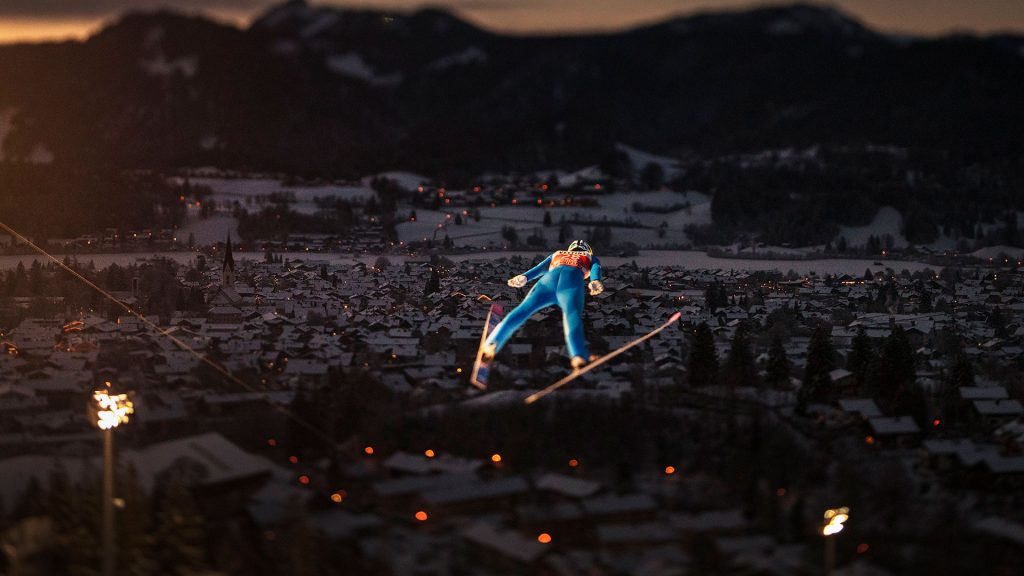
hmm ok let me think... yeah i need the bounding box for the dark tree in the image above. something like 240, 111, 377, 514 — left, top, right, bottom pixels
872, 326, 916, 411
501, 225, 519, 245
989, 306, 1008, 339
704, 282, 728, 312
764, 335, 791, 389
424, 267, 441, 295
918, 291, 933, 313
687, 323, 718, 387
799, 324, 835, 410
722, 324, 759, 388
940, 351, 975, 426
847, 327, 873, 391
641, 162, 665, 189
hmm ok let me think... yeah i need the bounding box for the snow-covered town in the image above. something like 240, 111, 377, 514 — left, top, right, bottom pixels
3, 1, 1024, 574
1, 238, 1023, 575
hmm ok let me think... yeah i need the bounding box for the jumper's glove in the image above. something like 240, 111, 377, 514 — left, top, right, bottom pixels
508, 275, 528, 288
588, 280, 605, 296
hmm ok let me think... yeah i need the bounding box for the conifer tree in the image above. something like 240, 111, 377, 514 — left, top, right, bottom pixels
872, 326, 916, 410
918, 291, 932, 313
424, 267, 441, 296
687, 323, 718, 387
939, 350, 974, 425
723, 324, 758, 388
764, 335, 791, 389
799, 324, 835, 410
847, 327, 873, 391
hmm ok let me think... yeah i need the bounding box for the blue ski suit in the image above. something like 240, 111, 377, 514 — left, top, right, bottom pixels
484, 251, 602, 360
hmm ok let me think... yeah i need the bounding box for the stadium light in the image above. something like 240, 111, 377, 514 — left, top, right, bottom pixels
92, 390, 134, 430
822, 506, 850, 576
90, 385, 133, 576
822, 506, 849, 536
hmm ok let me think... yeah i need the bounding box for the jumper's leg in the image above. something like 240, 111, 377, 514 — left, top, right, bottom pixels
483, 284, 555, 356
555, 271, 589, 362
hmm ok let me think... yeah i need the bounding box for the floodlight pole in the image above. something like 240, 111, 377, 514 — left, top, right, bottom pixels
821, 506, 848, 576
102, 426, 115, 576
824, 534, 835, 576
92, 388, 132, 576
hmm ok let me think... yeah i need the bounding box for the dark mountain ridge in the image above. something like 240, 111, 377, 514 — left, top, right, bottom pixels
0, 1, 1022, 178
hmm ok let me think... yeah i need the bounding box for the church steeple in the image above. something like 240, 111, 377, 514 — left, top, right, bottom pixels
223, 234, 235, 287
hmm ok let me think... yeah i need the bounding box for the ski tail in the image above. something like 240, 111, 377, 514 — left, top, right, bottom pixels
525, 311, 681, 404
470, 303, 505, 389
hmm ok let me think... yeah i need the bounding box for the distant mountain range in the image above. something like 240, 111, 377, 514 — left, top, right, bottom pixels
1, 0, 1023, 177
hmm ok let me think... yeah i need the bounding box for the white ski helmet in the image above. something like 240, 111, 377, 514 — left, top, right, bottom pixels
567, 240, 592, 255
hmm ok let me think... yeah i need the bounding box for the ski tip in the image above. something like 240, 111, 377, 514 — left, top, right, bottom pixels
524, 393, 539, 405
668, 311, 682, 323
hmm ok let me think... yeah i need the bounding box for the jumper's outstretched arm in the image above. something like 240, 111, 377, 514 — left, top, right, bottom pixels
508, 254, 553, 287
588, 256, 604, 295
589, 256, 602, 282
524, 255, 554, 281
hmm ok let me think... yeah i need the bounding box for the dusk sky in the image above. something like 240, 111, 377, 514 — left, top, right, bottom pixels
1, 0, 1024, 43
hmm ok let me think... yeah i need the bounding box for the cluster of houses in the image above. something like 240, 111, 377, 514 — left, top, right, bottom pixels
1, 248, 1024, 574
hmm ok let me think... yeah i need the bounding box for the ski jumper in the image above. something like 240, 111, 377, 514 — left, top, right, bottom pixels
484, 251, 602, 359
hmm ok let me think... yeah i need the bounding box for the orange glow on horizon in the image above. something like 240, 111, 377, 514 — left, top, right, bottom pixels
0, 2, 1022, 48
0, 18, 96, 44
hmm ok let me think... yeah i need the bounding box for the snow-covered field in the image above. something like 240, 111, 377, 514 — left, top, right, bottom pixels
970, 245, 1024, 260
429, 251, 941, 276
0, 250, 941, 276
396, 191, 712, 248
833, 206, 1024, 253
835, 206, 906, 249
325, 52, 402, 86
616, 143, 683, 180
187, 177, 375, 215
176, 215, 238, 246
363, 171, 431, 191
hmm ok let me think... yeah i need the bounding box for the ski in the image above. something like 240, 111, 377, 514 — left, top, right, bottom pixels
470, 303, 505, 389
524, 311, 681, 404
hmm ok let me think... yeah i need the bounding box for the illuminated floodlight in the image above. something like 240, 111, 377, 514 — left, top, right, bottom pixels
822, 507, 849, 536
92, 391, 134, 430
